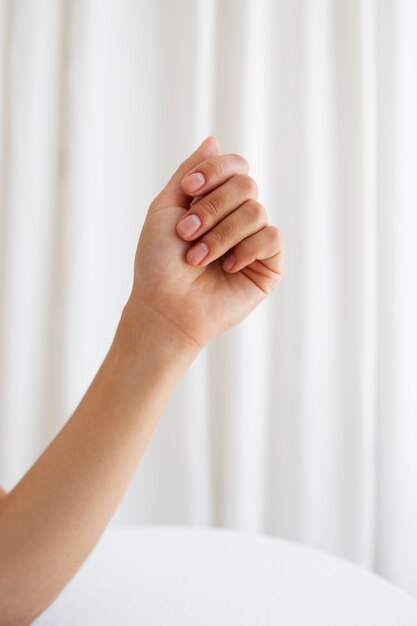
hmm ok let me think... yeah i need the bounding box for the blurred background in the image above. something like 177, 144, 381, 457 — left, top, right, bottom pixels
0, 0, 416, 599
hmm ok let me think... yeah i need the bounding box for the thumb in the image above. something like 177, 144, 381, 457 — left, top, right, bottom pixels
149, 135, 221, 212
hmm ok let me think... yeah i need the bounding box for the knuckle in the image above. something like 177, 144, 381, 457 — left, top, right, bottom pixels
235, 173, 258, 196
269, 225, 283, 246
271, 272, 283, 287
247, 201, 266, 222
264, 269, 282, 292
268, 227, 285, 261
199, 195, 222, 218
237, 236, 253, 257
219, 186, 236, 207
230, 153, 250, 171
208, 226, 227, 246
266, 279, 280, 294
205, 157, 225, 180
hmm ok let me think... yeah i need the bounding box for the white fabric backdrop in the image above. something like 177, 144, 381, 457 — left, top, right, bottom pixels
1, 0, 416, 598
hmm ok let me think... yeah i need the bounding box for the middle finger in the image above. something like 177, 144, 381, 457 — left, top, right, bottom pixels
176, 173, 258, 240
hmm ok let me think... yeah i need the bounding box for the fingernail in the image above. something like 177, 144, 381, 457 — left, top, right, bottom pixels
183, 172, 205, 192
187, 242, 209, 265
177, 214, 202, 237
223, 253, 236, 271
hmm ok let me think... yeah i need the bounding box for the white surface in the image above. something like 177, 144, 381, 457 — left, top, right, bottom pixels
33, 526, 417, 625
1, 0, 417, 599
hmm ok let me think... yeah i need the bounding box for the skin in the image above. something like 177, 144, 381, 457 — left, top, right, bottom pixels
0, 135, 284, 625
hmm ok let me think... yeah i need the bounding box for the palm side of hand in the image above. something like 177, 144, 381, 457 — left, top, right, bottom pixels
130, 136, 283, 350
132, 206, 268, 348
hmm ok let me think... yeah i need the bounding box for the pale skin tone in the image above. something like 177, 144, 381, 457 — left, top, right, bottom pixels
0, 135, 284, 626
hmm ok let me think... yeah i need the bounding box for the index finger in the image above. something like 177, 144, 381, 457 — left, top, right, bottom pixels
181, 154, 249, 197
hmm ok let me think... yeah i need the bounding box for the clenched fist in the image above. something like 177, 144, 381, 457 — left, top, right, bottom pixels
128, 136, 284, 352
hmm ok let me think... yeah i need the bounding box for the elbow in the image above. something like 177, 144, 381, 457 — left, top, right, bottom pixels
0, 489, 8, 511
0, 490, 8, 519
0, 613, 35, 626
0, 494, 57, 625
0, 601, 50, 626
0, 559, 53, 626
0, 617, 35, 626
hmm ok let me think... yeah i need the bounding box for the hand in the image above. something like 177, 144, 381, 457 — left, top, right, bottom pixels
128, 136, 284, 351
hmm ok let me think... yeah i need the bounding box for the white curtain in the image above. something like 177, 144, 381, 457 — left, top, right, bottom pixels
1, 0, 417, 599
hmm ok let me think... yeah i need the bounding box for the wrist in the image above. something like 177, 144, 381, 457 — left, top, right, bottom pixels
115, 296, 201, 372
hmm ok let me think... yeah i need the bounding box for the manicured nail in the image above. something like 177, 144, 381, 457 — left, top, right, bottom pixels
187, 242, 209, 265
177, 214, 202, 237
183, 172, 205, 192
223, 253, 236, 271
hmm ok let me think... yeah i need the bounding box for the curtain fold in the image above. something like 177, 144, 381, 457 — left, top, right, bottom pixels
1, 0, 416, 598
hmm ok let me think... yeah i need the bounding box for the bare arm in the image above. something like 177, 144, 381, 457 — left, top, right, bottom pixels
0, 301, 197, 626
0, 135, 283, 625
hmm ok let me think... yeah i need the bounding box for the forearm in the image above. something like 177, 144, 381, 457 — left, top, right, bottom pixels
0, 299, 199, 626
